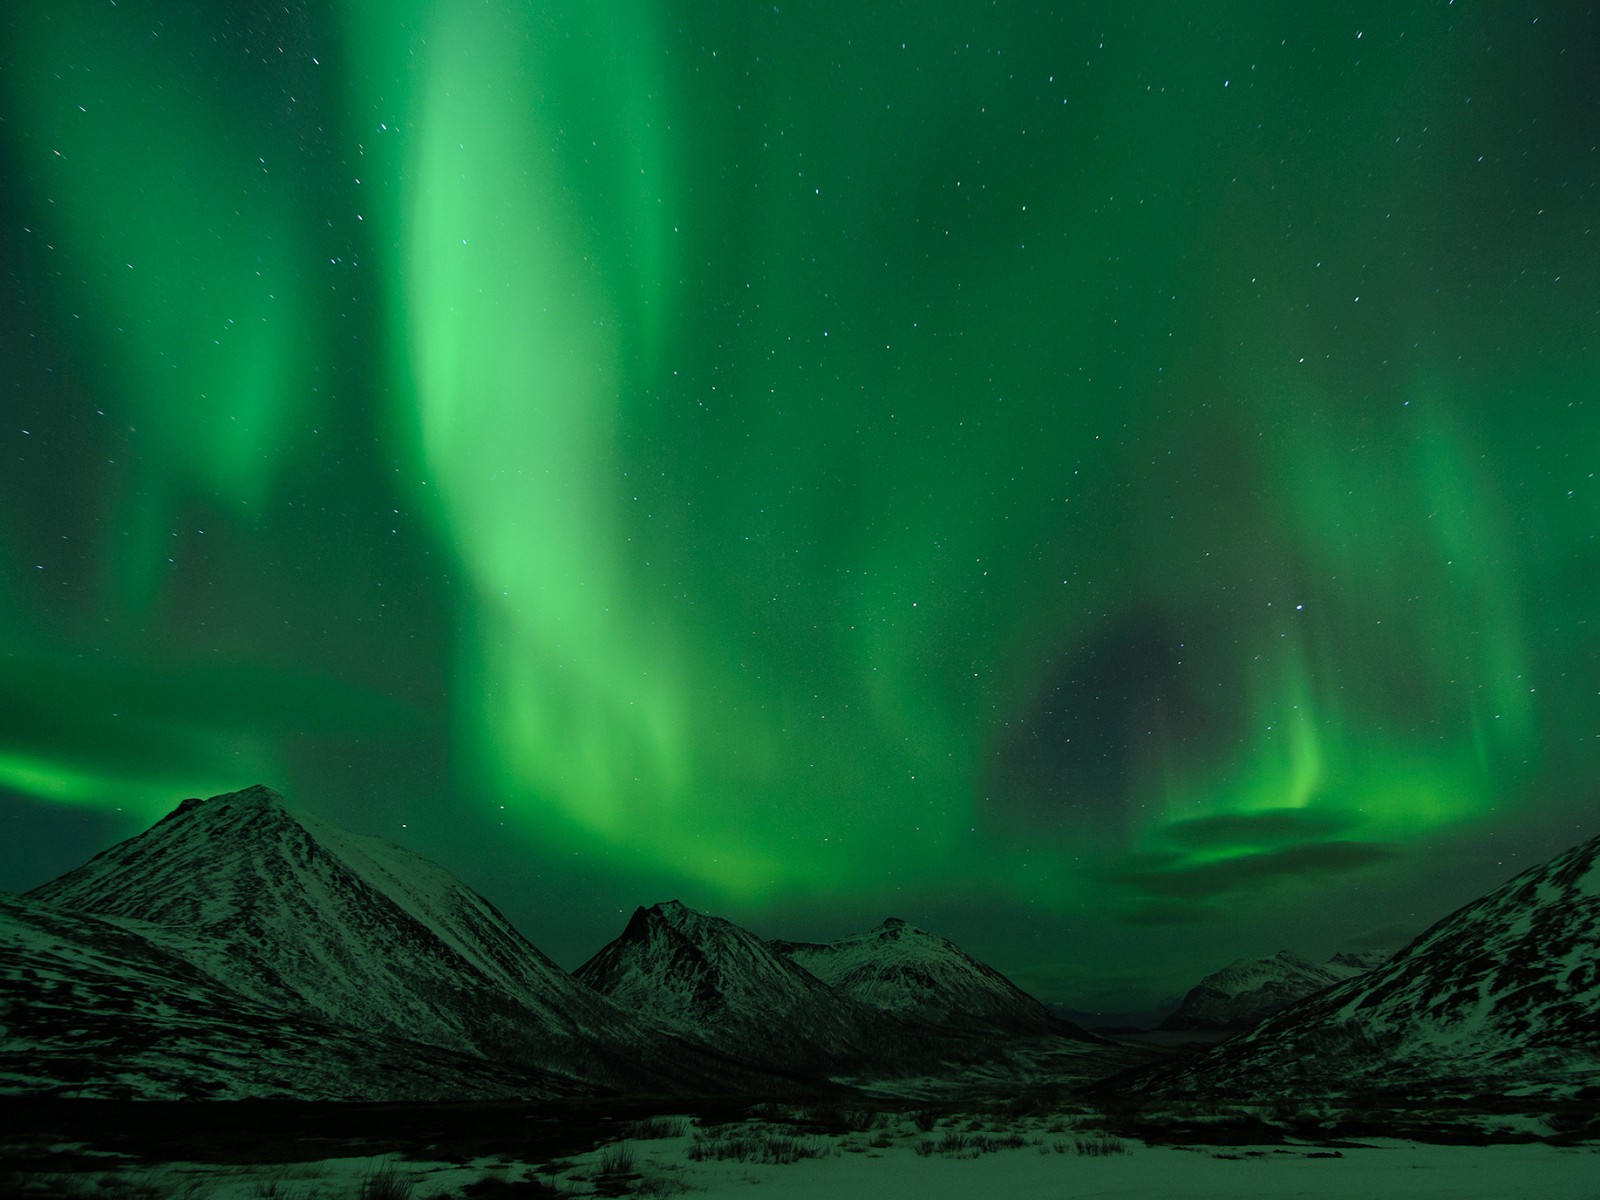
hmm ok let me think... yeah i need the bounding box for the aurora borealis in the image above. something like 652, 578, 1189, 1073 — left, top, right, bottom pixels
2, 2, 1597, 1010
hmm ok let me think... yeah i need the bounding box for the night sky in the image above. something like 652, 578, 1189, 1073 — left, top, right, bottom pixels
3, 1, 1598, 1012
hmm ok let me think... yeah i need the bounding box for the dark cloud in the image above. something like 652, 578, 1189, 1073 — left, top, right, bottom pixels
1108, 840, 1404, 902
1159, 807, 1358, 849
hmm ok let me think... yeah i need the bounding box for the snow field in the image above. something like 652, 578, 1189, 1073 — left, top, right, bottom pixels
18, 1113, 1598, 1200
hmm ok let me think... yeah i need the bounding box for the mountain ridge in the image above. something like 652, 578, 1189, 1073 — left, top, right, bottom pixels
1159, 948, 1391, 1032
579, 901, 1134, 1095
1140, 833, 1600, 1100
20, 786, 808, 1098
575, 899, 886, 1075
30, 787, 626, 1062
771, 916, 1084, 1039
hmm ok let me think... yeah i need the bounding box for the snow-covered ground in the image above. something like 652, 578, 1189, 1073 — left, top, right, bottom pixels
635, 1138, 1600, 1199
18, 1113, 1597, 1199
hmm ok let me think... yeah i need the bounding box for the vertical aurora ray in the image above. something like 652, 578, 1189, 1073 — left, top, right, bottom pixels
355, 0, 989, 894
401, 1, 680, 831
361, 0, 821, 889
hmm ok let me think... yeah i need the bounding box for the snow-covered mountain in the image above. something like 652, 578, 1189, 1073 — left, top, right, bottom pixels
1328, 949, 1393, 973
19, 786, 795, 1099
578, 905, 1130, 1093
9, 783, 1145, 1100
772, 917, 1078, 1038
1159, 948, 1390, 1031
576, 901, 886, 1074
0, 892, 555, 1101
1143, 834, 1600, 1100
28, 786, 648, 1082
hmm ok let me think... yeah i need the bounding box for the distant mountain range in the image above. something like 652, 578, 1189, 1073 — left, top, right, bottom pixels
1139, 833, 1600, 1101
1, 785, 1131, 1100
1159, 948, 1392, 1032
575, 899, 888, 1075
7, 786, 798, 1099
9, 784, 1597, 1104
573, 902, 1110, 1083
773, 916, 1068, 1037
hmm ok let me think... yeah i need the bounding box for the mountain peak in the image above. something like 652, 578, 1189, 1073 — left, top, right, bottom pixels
229, 782, 286, 804
155, 784, 286, 826
159, 795, 207, 824
202, 783, 291, 815
24, 784, 681, 1094
775, 918, 1067, 1038
645, 899, 717, 934
578, 899, 873, 1075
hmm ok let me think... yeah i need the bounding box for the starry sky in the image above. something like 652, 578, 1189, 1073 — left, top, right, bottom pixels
3, 1, 1598, 1013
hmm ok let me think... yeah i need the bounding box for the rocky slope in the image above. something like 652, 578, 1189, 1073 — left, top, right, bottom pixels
0, 892, 558, 1101
1142, 834, 1600, 1101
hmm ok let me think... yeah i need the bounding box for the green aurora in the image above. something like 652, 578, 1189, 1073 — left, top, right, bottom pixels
2, 1, 1597, 1008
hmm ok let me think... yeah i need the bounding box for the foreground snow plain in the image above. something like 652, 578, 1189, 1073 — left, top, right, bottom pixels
37, 1114, 1599, 1200
634, 1139, 1598, 1200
